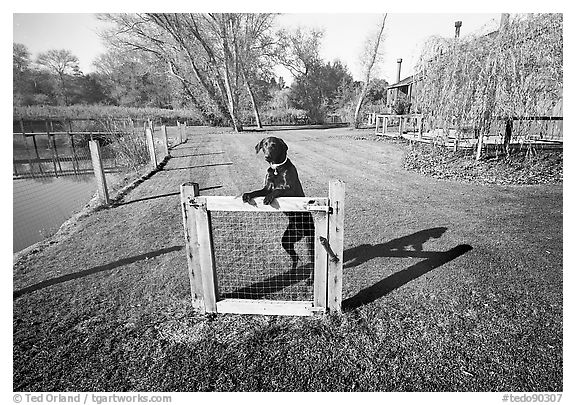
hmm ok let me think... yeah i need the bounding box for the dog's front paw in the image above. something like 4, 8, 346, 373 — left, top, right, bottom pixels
263, 194, 275, 205
242, 193, 253, 203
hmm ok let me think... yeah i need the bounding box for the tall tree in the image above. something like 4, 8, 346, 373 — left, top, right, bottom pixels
276, 27, 324, 77
13, 43, 34, 105
235, 13, 278, 128
93, 49, 176, 107
36, 49, 81, 105
99, 13, 276, 132
289, 60, 354, 123
353, 14, 387, 128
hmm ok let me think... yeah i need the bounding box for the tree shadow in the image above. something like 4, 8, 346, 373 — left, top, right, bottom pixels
243, 123, 348, 132
171, 152, 225, 158
13, 246, 184, 300
341, 227, 473, 310
114, 185, 222, 206
163, 162, 233, 171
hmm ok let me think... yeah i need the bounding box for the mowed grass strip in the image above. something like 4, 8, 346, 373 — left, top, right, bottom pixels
13, 128, 562, 391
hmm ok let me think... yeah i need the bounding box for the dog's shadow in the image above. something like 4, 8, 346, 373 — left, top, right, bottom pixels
342, 227, 472, 310
344, 227, 449, 268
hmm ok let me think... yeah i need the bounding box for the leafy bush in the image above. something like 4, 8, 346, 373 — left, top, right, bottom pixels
392, 99, 412, 115
102, 120, 149, 174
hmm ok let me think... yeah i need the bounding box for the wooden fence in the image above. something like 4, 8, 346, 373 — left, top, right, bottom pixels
13, 118, 188, 203
368, 113, 563, 159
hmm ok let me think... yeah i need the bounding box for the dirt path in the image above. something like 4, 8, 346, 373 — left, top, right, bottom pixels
13, 127, 563, 391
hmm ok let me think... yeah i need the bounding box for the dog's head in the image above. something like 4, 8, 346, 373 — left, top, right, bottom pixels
255, 137, 288, 164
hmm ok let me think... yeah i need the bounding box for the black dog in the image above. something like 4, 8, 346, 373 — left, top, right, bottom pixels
242, 137, 314, 269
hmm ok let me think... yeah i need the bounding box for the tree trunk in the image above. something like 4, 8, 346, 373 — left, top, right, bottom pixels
353, 14, 387, 129
242, 66, 262, 129
504, 118, 513, 156
219, 16, 243, 132
476, 130, 485, 161
59, 73, 69, 106
354, 84, 368, 129
222, 67, 243, 132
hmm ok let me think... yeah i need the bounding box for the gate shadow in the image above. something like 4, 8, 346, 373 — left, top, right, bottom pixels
342, 227, 472, 310
220, 263, 313, 300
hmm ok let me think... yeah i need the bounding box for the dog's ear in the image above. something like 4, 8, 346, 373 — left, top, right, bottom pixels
255, 139, 265, 154
278, 138, 288, 153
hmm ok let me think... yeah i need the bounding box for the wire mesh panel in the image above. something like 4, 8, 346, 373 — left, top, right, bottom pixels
211, 211, 317, 301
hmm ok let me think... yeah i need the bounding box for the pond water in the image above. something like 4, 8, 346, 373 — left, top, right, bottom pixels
12, 125, 174, 253
13, 174, 97, 253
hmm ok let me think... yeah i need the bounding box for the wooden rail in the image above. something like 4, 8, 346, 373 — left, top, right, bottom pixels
375, 114, 423, 138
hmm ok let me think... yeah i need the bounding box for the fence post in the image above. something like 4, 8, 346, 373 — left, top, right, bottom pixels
45, 121, 60, 175
327, 180, 345, 313
162, 125, 170, 157
418, 115, 423, 140
20, 119, 36, 175
68, 120, 79, 175
89, 140, 110, 205
177, 121, 183, 144
180, 182, 205, 312
182, 121, 187, 143
145, 127, 157, 168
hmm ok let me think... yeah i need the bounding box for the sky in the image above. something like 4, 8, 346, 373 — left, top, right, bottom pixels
274, 13, 500, 84
13, 12, 501, 86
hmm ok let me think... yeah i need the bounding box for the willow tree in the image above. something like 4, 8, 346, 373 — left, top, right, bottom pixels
99, 13, 277, 132
415, 13, 562, 158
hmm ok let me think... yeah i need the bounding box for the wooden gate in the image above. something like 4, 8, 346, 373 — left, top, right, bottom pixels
180, 180, 345, 316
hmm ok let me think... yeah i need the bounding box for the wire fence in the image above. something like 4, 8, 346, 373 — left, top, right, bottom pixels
13, 118, 187, 253
211, 211, 317, 301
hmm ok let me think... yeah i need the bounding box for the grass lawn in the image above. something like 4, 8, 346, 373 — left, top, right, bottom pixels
13, 127, 562, 391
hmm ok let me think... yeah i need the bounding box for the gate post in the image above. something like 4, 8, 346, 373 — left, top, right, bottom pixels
327, 180, 345, 312
181, 182, 205, 312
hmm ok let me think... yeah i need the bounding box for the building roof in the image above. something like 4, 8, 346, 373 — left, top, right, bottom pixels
387, 75, 415, 89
